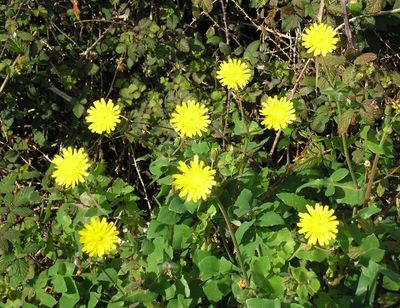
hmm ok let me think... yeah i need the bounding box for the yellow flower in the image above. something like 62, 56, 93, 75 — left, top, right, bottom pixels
216, 58, 251, 90
391, 99, 400, 111
259, 95, 296, 131
302, 23, 339, 56
172, 155, 216, 202
297, 203, 339, 246
52, 147, 90, 188
237, 279, 247, 289
85, 98, 121, 134
170, 100, 211, 138
79, 217, 119, 257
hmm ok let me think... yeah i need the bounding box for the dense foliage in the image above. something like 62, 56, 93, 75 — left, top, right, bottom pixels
1, 0, 400, 307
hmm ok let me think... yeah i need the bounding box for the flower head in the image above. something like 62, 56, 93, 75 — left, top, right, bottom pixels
216, 58, 251, 90
297, 203, 339, 246
172, 155, 216, 202
52, 147, 90, 188
79, 217, 120, 257
302, 23, 339, 56
260, 95, 296, 130
391, 99, 400, 111
170, 100, 211, 138
85, 98, 121, 134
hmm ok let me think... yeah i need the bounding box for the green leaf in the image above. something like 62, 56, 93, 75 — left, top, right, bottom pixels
52, 275, 68, 293
157, 206, 179, 225
11, 258, 28, 281
234, 189, 253, 217
337, 109, 354, 134
257, 212, 284, 227
296, 247, 329, 262
243, 40, 260, 65
13, 187, 41, 206
281, 14, 302, 32
199, 0, 213, 12
98, 268, 118, 283
168, 196, 186, 214
235, 220, 255, 244
59, 292, 80, 308
2, 229, 20, 240
265, 275, 285, 298
203, 276, 231, 302
13, 207, 33, 217
0, 173, 17, 194
359, 234, 385, 263
252, 256, 271, 289
365, 0, 382, 14
73, 103, 85, 118
366, 140, 384, 154
277, 192, 310, 212
357, 206, 381, 219
199, 256, 220, 281
0, 254, 15, 273
36, 290, 57, 307
245, 298, 281, 308
172, 224, 192, 250
329, 168, 349, 182
354, 260, 380, 306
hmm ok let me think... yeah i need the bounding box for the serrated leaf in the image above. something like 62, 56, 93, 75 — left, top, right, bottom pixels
11, 258, 28, 281
0, 173, 17, 194
13, 187, 41, 206
0, 254, 15, 273
337, 109, 355, 134
199, 0, 213, 12
365, 0, 382, 14
354, 52, 377, 65
13, 206, 33, 217
317, 55, 345, 66
2, 229, 20, 240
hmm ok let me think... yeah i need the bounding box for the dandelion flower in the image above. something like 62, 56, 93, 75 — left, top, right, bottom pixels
216, 58, 251, 90
260, 95, 296, 131
172, 155, 216, 202
297, 203, 339, 246
52, 147, 90, 188
79, 217, 120, 257
302, 23, 339, 57
85, 98, 121, 134
170, 100, 211, 137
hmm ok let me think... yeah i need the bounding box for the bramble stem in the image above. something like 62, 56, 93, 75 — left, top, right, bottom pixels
269, 129, 282, 157
363, 109, 397, 207
216, 198, 249, 286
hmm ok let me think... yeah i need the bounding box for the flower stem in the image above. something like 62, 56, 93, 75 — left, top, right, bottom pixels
215, 198, 249, 286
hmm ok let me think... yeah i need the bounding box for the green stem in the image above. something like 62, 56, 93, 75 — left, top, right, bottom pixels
235, 92, 250, 175
103, 268, 126, 296
172, 137, 185, 156
216, 198, 249, 286
335, 101, 359, 188
217, 223, 236, 265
